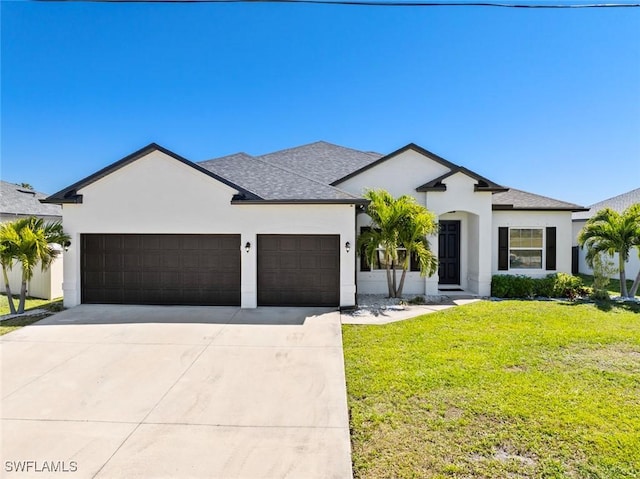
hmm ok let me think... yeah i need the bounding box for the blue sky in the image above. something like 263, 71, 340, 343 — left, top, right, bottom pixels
2, 2, 639, 206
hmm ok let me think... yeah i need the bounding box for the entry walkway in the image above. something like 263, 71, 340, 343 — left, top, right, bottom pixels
341, 298, 480, 325
1, 305, 353, 478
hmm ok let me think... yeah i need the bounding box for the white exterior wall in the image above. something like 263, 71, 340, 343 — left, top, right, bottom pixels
61, 150, 356, 308
425, 173, 493, 296
573, 219, 640, 281
338, 152, 493, 297
338, 149, 450, 199
0, 256, 63, 300
492, 210, 573, 278
340, 149, 444, 297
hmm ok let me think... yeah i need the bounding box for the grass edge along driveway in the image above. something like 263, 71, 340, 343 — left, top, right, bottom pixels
343, 300, 640, 479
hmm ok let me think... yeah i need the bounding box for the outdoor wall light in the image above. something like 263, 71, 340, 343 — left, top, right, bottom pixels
345, 241, 351, 253
63, 240, 71, 252
244, 242, 251, 253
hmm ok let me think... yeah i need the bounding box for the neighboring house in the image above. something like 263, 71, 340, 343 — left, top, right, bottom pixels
0, 180, 64, 300
572, 188, 640, 280
43, 141, 585, 309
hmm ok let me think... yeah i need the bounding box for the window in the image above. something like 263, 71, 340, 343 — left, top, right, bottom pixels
509, 228, 543, 269
359, 227, 419, 272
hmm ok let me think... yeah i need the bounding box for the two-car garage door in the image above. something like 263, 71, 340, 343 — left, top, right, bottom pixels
81, 234, 241, 305
81, 234, 340, 307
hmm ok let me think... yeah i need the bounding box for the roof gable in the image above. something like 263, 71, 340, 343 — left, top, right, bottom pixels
332, 143, 460, 186
416, 167, 507, 193
43, 143, 260, 204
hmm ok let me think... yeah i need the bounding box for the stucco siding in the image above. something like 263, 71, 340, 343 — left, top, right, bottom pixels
492, 210, 573, 278
337, 149, 450, 199
61, 150, 356, 308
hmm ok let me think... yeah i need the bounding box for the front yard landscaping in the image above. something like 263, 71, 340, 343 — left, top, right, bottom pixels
0, 294, 63, 336
343, 300, 640, 478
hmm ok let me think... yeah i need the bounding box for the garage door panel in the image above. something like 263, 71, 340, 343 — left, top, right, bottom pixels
82, 234, 240, 306
258, 234, 339, 307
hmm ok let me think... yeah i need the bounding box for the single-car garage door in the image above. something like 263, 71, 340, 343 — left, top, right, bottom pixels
258, 234, 340, 307
81, 234, 240, 305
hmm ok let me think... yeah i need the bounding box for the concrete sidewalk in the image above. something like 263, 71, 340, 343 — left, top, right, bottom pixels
1, 305, 352, 479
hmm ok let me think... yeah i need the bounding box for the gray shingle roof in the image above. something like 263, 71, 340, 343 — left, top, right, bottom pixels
257, 141, 382, 184
198, 153, 363, 202
0, 180, 62, 218
492, 187, 585, 211
572, 188, 640, 220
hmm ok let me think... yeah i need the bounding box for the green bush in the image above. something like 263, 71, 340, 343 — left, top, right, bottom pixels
590, 288, 611, 302
491, 273, 588, 299
491, 275, 535, 298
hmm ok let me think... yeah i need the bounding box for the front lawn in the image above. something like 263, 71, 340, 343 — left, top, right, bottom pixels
0, 294, 63, 336
343, 301, 640, 478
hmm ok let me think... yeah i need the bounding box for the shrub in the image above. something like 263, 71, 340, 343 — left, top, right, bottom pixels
590, 288, 611, 302
551, 272, 587, 300
491, 273, 588, 299
534, 275, 555, 298
491, 275, 535, 298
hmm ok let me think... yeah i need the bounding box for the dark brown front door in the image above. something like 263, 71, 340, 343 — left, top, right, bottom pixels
438, 221, 460, 285
257, 235, 340, 307
81, 234, 241, 305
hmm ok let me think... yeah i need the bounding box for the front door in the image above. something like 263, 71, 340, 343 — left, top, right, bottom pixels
438, 221, 460, 285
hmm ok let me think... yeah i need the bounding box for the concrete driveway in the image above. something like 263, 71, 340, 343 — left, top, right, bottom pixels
0, 305, 352, 479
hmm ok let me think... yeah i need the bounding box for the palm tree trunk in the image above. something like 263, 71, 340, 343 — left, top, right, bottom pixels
2, 266, 17, 315
619, 255, 629, 297
392, 260, 398, 297
18, 269, 28, 314
397, 267, 408, 298
385, 263, 394, 298
630, 269, 640, 298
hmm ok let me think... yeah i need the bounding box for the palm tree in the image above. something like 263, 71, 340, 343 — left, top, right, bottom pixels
578, 204, 640, 298
0, 217, 69, 314
628, 204, 640, 297
357, 189, 438, 298
0, 222, 20, 315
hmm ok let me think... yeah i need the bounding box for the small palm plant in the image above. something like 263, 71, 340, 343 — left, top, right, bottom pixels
0, 217, 69, 314
357, 189, 438, 298
578, 204, 640, 298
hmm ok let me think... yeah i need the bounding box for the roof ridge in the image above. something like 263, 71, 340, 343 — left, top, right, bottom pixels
250, 155, 361, 199
257, 140, 376, 160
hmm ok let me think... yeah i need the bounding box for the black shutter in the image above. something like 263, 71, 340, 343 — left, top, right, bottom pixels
360, 227, 371, 271
498, 227, 509, 271
546, 227, 556, 270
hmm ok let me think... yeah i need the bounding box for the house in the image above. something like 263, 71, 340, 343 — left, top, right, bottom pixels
0, 180, 64, 300
42, 141, 585, 309
572, 188, 640, 280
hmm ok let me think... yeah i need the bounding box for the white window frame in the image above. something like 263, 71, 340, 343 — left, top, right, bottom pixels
508, 227, 544, 270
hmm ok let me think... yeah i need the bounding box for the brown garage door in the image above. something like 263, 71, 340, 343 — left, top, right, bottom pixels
258, 235, 340, 307
81, 234, 240, 305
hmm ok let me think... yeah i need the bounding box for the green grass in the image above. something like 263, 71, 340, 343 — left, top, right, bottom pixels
0, 294, 63, 336
343, 301, 640, 478
578, 273, 638, 298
